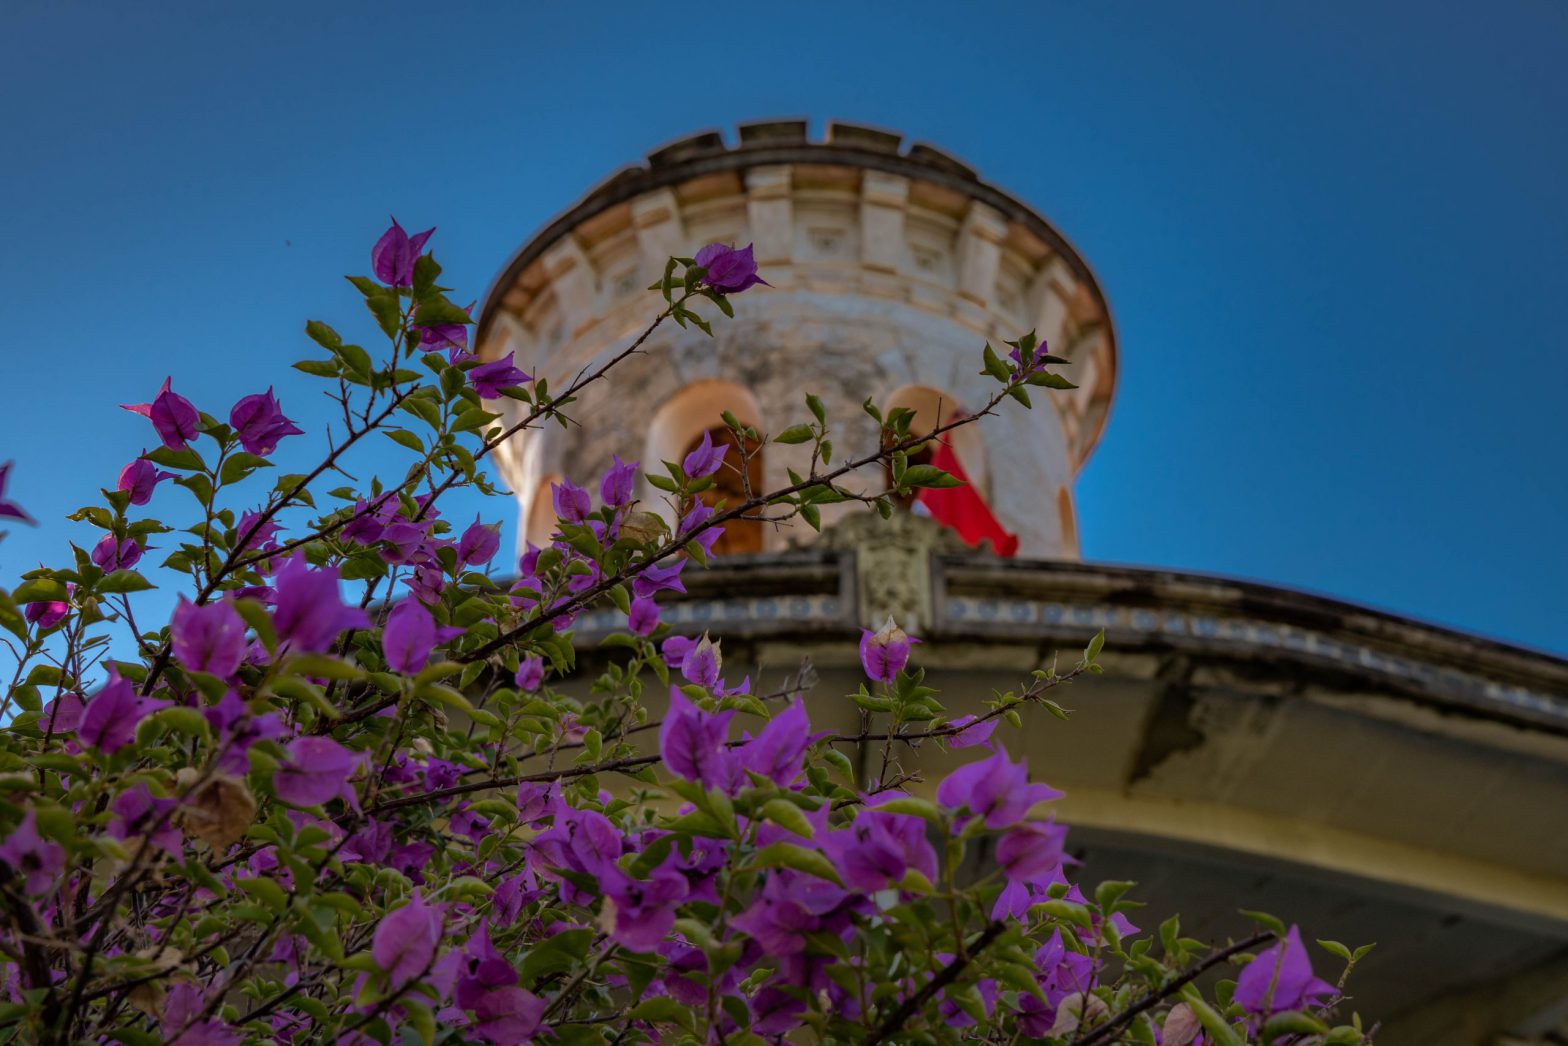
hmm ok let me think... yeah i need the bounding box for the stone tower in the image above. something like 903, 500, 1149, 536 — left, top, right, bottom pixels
471, 123, 1568, 1043
474, 121, 1116, 559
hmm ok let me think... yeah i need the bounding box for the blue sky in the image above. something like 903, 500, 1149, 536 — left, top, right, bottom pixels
4, 0, 1566, 655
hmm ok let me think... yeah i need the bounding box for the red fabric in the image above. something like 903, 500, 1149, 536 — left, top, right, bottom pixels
917, 441, 1019, 557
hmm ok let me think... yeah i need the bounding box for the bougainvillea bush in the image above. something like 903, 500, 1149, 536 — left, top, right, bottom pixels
0, 224, 1377, 1044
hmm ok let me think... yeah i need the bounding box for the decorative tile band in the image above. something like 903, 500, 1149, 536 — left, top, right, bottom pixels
941, 595, 1568, 725
574, 594, 846, 638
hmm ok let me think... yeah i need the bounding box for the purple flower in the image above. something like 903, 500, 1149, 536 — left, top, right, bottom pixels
41, 692, 85, 734
229, 387, 303, 456
631, 559, 685, 600
117, 457, 174, 506
171, 598, 248, 679
945, 714, 997, 749
679, 502, 723, 556
1234, 925, 1336, 1016
372, 890, 442, 987
457, 518, 501, 566
0, 810, 65, 895
272, 554, 371, 654
24, 593, 70, 630
936, 745, 1062, 830
80, 673, 167, 753
752, 986, 808, 1036
659, 687, 734, 790
514, 656, 545, 692
821, 805, 938, 892
533, 802, 624, 905
343, 819, 394, 864
602, 864, 689, 952
455, 926, 546, 1043
680, 633, 722, 689
628, 596, 660, 636
122, 377, 200, 450
342, 496, 394, 545
1009, 337, 1053, 379
681, 429, 726, 479
381, 598, 463, 674
694, 242, 768, 295
273, 736, 364, 809
236, 510, 282, 556
469, 351, 532, 399
736, 698, 811, 787
418, 305, 473, 359
996, 820, 1068, 883
859, 616, 916, 683
550, 480, 592, 524
0, 461, 34, 526
660, 634, 694, 671
732, 868, 848, 956
600, 454, 638, 508
162, 983, 242, 1046
90, 534, 142, 571
423, 758, 462, 791
371, 217, 434, 287
110, 783, 181, 855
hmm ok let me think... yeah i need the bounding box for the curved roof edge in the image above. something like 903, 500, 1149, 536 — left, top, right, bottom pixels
476, 118, 1119, 380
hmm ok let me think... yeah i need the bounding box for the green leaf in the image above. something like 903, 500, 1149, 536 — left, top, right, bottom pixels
872, 796, 946, 825
1085, 628, 1105, 663
305, 320, 343, 349
519, 928, 595, 987
1239, 909, 1287, 937
981, 342, 1012, 382
453, 406, 499, 433
237, 876, 288, 913
747, 842, 843, 885
1027, 371, 1078, 390
900, 465, 963, 489
384, 429, 425, 453
13, 578, 69, 603
219, 452, 273, 486
335, 343, 374, 379
287, 654, 364, 681
627, 997, 694, 1028
149, 705, 212, 741
232, 598, 277, 654
412, 299, 473, 328
144, 446, 206, 472
774, 424, 816, 445
293, 359, 340, 378
1262, 1012, 1331, 1043
1317, 939, 1353, 962
758, 799, 815, 839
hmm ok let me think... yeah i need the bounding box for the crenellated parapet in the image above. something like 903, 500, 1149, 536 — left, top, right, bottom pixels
476, 121, 1117, 559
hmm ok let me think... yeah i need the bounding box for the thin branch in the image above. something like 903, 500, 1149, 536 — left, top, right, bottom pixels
862, 921, 1007, 1046
1076, 931, 1275, 1046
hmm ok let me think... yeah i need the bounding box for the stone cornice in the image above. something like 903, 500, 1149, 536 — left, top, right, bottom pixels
571, 538, 1568, 733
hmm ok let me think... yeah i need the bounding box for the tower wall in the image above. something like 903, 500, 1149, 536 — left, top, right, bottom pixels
476, 122, 1118, 557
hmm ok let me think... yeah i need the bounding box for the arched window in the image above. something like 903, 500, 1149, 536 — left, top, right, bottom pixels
1057, 486, 1080, 559
682, 426, 765, 555
880, 386, 989, 505
881, 385, 1015, 556
646, 380, 767, 556
525, 475, 561, 548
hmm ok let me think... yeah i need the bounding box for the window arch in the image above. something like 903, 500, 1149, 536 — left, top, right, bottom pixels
525, 474, 562, 548
1057, 486, 1080, 558
880, 385, 990, 503
646, 380, 767, 555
